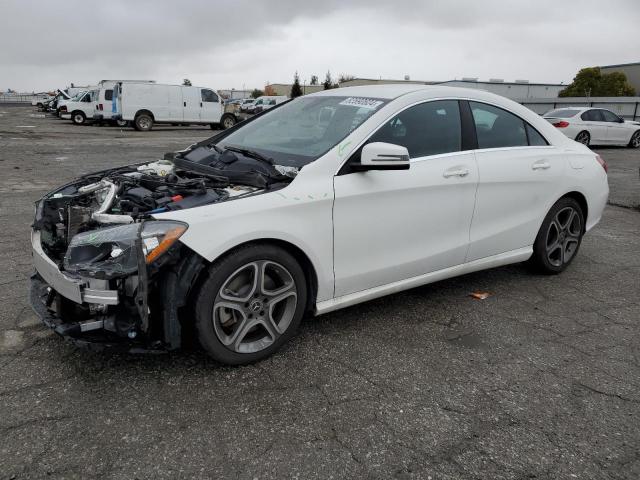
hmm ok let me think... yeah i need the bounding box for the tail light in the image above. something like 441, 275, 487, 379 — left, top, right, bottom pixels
595, 154, 608, 173
59, 105, 67, 112
552, 120, 569, 128
98, 103, 103, 111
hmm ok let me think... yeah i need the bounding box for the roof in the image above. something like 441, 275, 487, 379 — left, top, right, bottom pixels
599, 62, 640, 69
340, 77, 564, 87
308, 83, 538, 102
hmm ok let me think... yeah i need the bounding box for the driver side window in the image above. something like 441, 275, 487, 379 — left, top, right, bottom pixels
367, 100, 462, 158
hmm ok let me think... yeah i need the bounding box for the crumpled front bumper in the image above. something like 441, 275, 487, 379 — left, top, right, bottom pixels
29, 230, 166, 353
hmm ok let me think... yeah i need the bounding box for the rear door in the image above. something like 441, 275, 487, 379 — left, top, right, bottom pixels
581, 109, 608, 143
467, 101, 565, 261
200, 89, 222, 123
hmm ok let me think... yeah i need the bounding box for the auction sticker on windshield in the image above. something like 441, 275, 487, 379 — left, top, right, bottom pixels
339, 97, 383, 110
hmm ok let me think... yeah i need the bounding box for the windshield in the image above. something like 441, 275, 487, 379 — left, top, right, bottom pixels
218, 95, 388, 166
544, 109, 580, 118
70, 92, 86, 101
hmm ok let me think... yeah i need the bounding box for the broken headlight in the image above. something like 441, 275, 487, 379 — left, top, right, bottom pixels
63, 221, 188, 278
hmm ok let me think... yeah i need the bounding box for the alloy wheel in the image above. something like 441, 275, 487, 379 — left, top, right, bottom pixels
575, 131, 590, 145
631, 132, 640, 148
212, 260, 297, 353
545, 206, 582, 267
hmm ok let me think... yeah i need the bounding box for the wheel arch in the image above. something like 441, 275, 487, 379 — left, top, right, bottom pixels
193, 238, 319, 314
134, 109, 155, 120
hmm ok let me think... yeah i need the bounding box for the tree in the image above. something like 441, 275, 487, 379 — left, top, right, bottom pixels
251, 88, 264, 99
323, 71, 333, 90
338, 73, 355, 84
559, 67, 635, 97
182, 78, 192, 86
310, 75, 318, 85
290, 72, 303, 98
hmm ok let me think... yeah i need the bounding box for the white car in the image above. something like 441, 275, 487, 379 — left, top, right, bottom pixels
544, 107, 640, 148
239, 98, 256, 112
30, 85, 609, 364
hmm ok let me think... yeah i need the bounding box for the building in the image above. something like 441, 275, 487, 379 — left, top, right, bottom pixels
599, 62, 640, 93
339, 78, 564, 100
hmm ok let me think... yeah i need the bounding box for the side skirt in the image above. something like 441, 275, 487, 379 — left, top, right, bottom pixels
315, 246, 532, 315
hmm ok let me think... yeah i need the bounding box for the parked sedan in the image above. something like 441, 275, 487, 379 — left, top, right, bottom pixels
544, 107, 640, 148
30, 85, 609, 364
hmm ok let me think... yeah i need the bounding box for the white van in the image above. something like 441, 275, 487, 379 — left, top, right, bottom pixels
93, 80, 155, 126
58, 90, 98, 124
113, 82, 237, 131
248, 95, 288, 113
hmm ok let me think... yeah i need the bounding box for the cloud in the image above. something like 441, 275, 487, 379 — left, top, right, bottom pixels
1, 0, 638, 91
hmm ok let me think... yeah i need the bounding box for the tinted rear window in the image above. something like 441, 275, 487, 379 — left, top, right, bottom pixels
545, 109, 580, 118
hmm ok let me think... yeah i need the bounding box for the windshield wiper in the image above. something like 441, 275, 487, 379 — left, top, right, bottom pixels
223, 146, 274, 166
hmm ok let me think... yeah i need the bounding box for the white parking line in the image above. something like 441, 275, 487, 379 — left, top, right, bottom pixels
15, 125, 36, 128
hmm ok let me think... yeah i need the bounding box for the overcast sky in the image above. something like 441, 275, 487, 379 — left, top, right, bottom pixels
1, 0, 638, 92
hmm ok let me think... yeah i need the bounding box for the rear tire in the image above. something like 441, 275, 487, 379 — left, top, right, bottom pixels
71, 111, 86, 125
628, 130, 640, 148
528, 197, 585, 275
575, 130, 590, 146
194, 244, 307, 365
134, 113, 153, 131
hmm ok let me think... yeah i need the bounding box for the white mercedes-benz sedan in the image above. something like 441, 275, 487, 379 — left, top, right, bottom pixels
31, 85, 609, 364
543, 107, 640, 148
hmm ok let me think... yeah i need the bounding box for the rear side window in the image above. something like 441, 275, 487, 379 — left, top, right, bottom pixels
581, 110, 604, 121
201, 89, 219, 102
470, 102, 527, 148
368, 100, 461, 158
545, 109, 580, 118
104, 89, 113, 101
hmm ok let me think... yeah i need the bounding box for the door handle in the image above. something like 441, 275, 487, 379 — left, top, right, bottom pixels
183, 101, 186, 107
200, 102, 203, 108
443, 168, 469, 178
531, 161, 550, 170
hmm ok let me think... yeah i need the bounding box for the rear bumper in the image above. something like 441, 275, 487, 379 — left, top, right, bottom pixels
60, 113, 71, 119
93, 113, 104, 121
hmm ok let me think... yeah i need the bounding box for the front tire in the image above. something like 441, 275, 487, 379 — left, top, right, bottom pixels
629, 130, 640, 149
134, 113, 153, 131
220, 114, 236, 130
529, 197, 585, 274
72, 111, 86, 125
195, 244, 307, 365
575, 130, 590, 146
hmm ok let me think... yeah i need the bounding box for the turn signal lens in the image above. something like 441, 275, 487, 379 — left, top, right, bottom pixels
143, 222, 188, 264
552, 120, 569, 128
595, 154, 608, 174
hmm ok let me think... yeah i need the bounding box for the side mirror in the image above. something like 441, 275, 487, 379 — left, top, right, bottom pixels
355, 142, 410, 171
618, 117, 625, 123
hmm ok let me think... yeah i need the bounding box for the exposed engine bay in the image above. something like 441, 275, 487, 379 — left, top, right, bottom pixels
30, 145, 298, 351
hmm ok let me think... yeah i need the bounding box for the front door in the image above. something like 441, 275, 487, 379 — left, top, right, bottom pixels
200, 89, 222, 123
600, 109, 628, 144
333, 100, 478, 297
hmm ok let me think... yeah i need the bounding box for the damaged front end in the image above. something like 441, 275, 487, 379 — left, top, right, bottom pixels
30, 157, 267, 352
